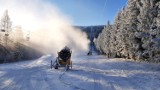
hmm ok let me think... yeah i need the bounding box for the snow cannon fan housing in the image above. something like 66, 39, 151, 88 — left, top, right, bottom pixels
51, 46, 72, 70
59, 48, 71, 62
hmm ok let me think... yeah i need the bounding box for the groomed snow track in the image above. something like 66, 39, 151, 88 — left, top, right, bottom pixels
0, 55, 160, 90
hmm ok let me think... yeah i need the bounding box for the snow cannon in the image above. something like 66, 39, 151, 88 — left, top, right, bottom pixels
87, 51, 92, 55
51, 46, 72, 70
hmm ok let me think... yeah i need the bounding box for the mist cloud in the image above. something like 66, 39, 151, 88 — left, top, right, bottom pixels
0, 0, 89, 56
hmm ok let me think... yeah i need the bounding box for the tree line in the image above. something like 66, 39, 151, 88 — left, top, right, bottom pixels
95, 0, 160, 63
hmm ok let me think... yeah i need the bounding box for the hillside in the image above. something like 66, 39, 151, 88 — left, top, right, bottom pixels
0, 38, 42, 63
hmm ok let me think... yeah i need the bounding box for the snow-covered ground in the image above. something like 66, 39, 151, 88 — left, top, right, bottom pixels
0, 55, 160, 90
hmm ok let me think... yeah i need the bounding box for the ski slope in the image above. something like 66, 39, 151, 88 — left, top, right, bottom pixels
0, 55, 160, 90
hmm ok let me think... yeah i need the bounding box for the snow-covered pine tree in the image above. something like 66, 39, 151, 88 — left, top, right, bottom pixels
118, 6, 130, 58
123, 0, 141, 60
113, 10, 123, 58
104, 21, 112, 57
94, 21, 113, 55
147, 0, 160, 62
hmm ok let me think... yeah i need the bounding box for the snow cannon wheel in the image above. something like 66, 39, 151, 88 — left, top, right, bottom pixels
54, 66, 58, 69
70, 61, 72, 69
65, 65, 69, 71
54, 64, 58, 69
51, 60, 53, 69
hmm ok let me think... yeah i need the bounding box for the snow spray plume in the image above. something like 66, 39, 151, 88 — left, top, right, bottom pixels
0, 0, 90, 56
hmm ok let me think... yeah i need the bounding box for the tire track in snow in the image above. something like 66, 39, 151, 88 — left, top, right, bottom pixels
1, 66, 46, 90
75, 66, 108, 90
73, 59, 116, 90
58, 69, 86, 90
40, 68, 58, 90
73, 59, 101, 90
73, 58, 158, 90
85, 58, 97, 90
0, 70, 25, 90
75, 65, 142, 90
29, 63, 57, 90
75, 59, 104, 90
0, 57, 50, 90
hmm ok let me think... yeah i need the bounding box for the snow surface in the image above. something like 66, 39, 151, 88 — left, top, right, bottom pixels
0, 55, 160, 90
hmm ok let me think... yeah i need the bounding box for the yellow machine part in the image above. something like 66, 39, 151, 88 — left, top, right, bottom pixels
59, 59, 72, 65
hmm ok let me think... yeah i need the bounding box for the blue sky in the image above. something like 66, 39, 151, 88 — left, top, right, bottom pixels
48, 0, 127, 26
